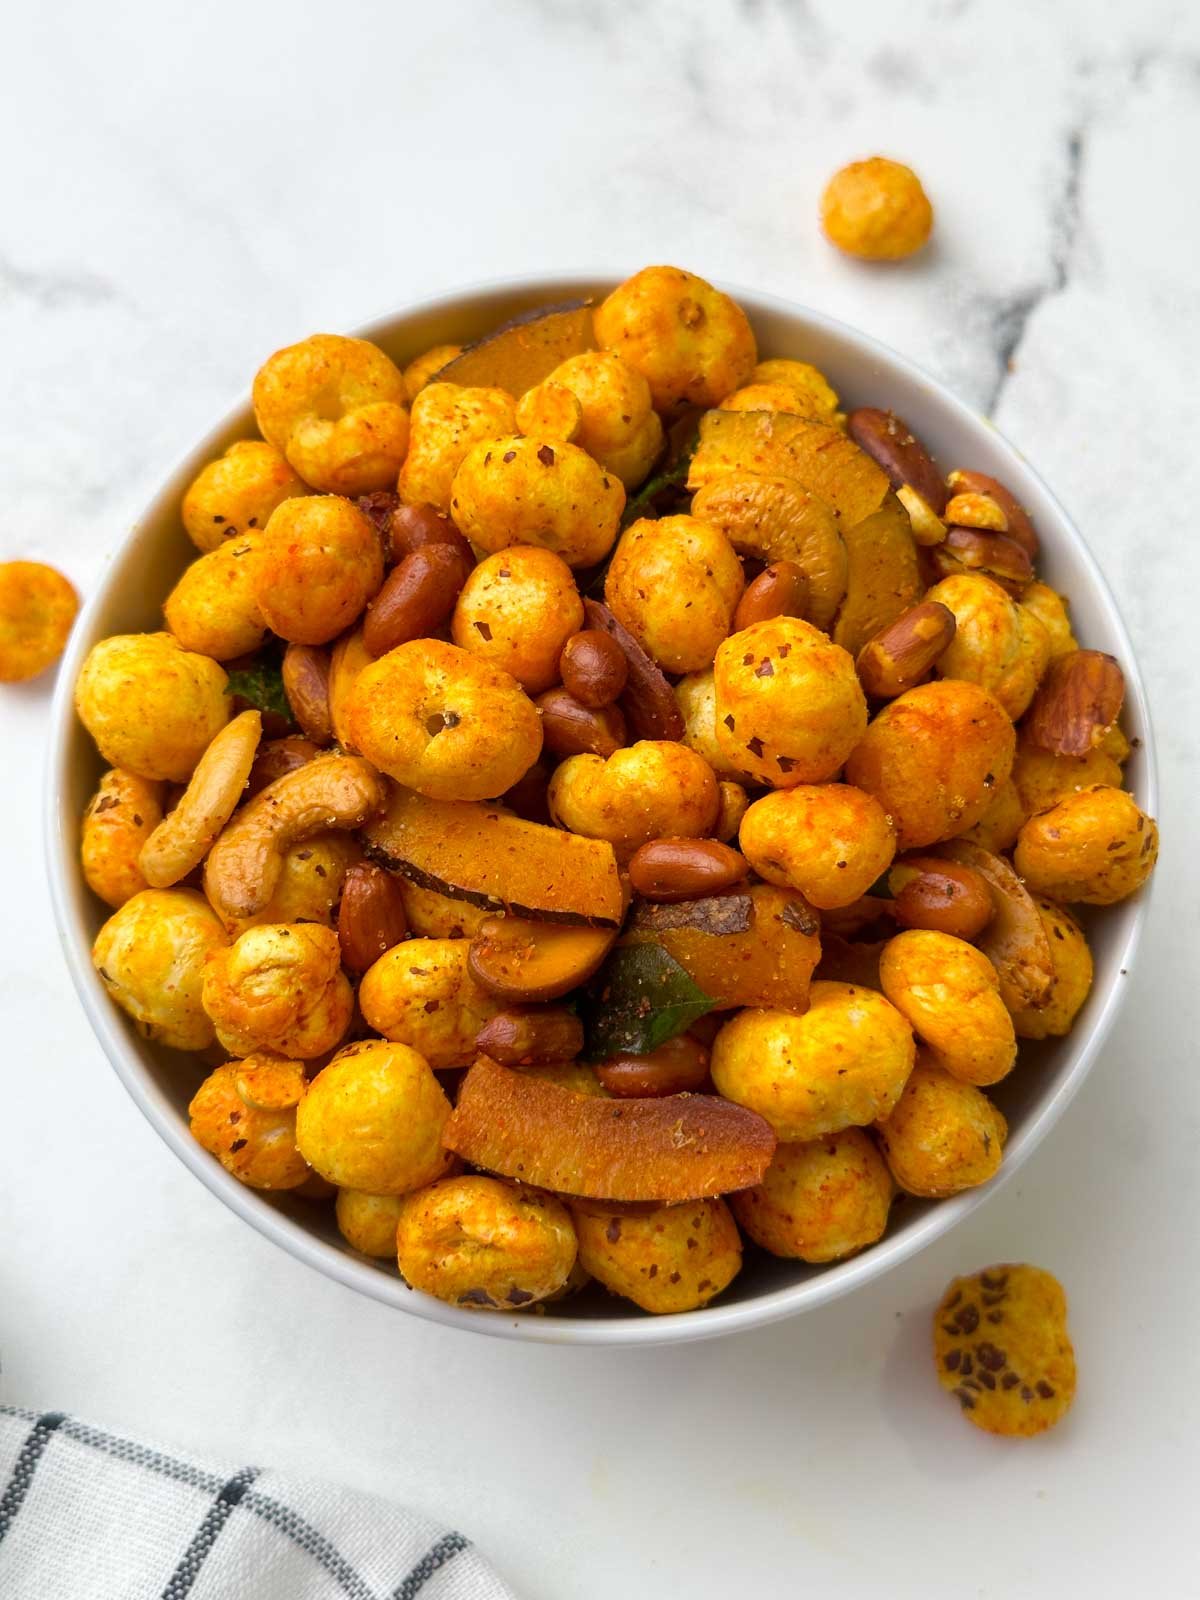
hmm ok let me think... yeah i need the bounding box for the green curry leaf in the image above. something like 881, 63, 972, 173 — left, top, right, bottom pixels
579, 943, 716, 1062
224, 657, 291, 723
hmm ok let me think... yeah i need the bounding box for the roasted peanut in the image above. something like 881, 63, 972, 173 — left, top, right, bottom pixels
282, 643, 333, 745
537, 689, 627, 759
889, 856, 995, 940
1023, 650, 1125, 758
943, 492, 1007, 532
337, 862, 409, 974
475, 1007, 585, 1066
559, 629, 628, 709
363, 543, 471, 657
931, 525, 1033, 596
595, 1034, 711, 1098
946, 470, 1038, 558
245, 735, 322, 799
582, 599, 684, 742
856, 601, 956, 698
732, 560, 809, 632
139, 710, 263, 888
627, 839, 749, 902
389, 501, 473, 565
847, 407, 947, 544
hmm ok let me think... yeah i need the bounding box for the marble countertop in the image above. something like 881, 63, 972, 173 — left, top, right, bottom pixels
3, 2, 1198, 1595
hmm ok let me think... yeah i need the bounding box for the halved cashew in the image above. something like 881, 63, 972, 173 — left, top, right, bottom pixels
139, 711, 263, 889
203, 752, 387, 921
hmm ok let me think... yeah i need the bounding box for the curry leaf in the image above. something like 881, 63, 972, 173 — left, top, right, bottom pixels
579, 943, 715, 1062
619, 435, 698, 529
225, 657, 291, 723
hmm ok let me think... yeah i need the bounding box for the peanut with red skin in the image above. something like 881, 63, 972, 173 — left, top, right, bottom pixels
388, 502, 474, 566
363, 543, 471, 656
856, 601, 956, 699
596, 1035, 711, 1098
1024, 650, 1125, 758
537, 689, 627, 758
847, 408, 947, 514
628, 838, 749, 902
245, 735, 322, 799
946, 470, 1038, 559
582, 599, 684, 742
733, 561, 808, 631
337, 863, 409, 974
282, 643, 333, 744
475, 1008, 585, 1066
931, 526, 1033, 596
889, 856, 994, 940
560, 629, 628, 708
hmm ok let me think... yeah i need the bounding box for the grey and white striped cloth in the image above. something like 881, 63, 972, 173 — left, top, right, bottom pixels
0, 1406, 518, 1599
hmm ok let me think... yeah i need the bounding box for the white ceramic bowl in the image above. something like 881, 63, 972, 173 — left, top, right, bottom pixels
45, 276, 1157, 1346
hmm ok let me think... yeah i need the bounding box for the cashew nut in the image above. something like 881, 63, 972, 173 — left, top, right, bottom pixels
203, 752, 387, 921
139, 710, 263, 888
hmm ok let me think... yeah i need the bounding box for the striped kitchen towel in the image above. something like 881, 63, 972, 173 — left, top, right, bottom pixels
0, 1406, 518, 1599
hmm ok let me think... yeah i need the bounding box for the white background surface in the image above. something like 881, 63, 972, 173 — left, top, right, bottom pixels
4, 2, 1199, 1595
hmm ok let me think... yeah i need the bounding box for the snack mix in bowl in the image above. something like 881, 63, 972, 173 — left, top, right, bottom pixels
72, 265, 1158, 1319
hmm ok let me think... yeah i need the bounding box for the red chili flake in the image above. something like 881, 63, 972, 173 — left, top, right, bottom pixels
503, 450, 516, 463
742, 653, 754, 666
605, 1217, 621, 1244
93, 795, 119, 814
296, 849, 313, 861
537, 445, 556, 466
776, 755, 795, 772
754, 659, 774, 678
746, 737, 764, 758
132, 814, 143, 827
229, 1138, 247, 1152
475, 621, 493, 640
1036, 1380, 1055, 1399
723, 714, 736, 731
777, 643, 791, 657
507, 1287, 534, 1305
423, 1000, 440, 1013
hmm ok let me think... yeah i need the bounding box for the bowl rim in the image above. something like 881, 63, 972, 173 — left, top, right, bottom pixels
44, 273, 1158, 1347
